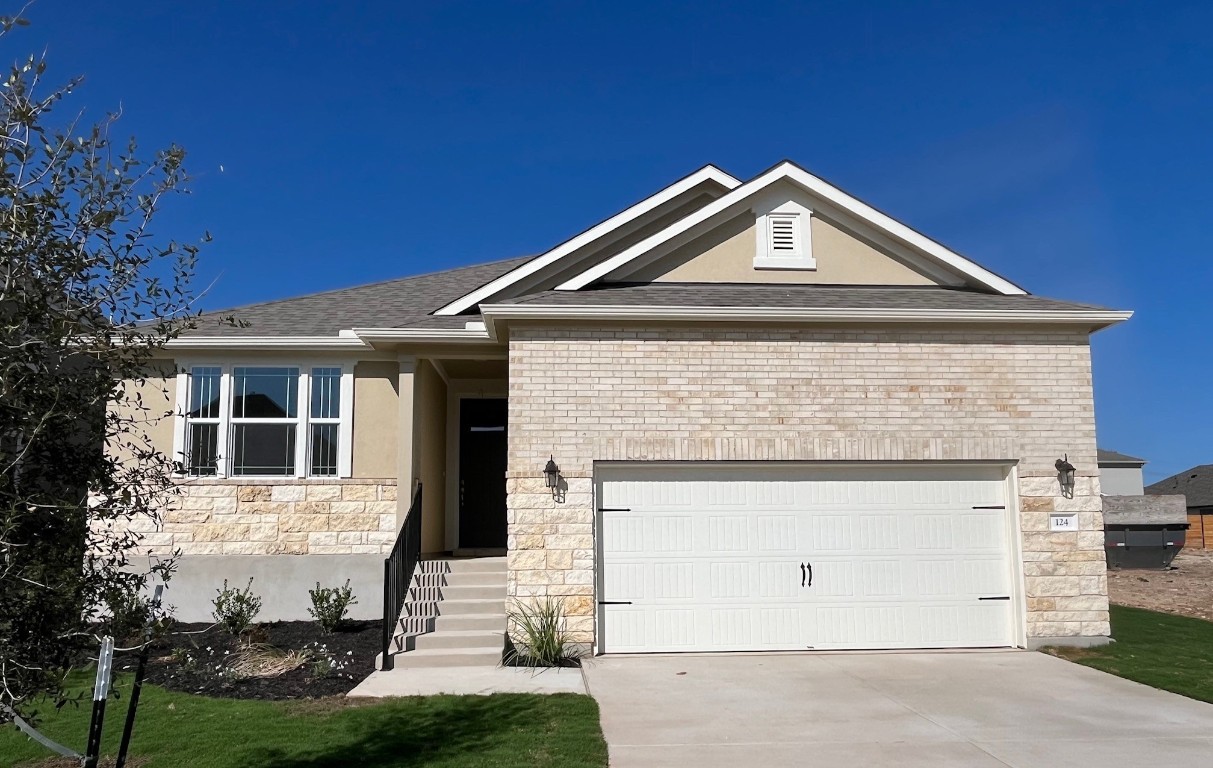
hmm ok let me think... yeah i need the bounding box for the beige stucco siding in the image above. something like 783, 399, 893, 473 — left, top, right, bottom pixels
635, 213, 936, 285
352, 361, 399, 478
506, 325, 1107, 646
110, 360, 177, 463
413, 359, 448, 552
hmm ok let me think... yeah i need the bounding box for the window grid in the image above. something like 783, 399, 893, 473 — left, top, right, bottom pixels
308, 367, 342, 477
184, 366, 222, 476
178, 364, 350, 479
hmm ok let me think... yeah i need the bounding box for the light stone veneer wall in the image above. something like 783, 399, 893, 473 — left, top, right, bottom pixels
506, 325, 1107, 647
126, 479, 398, 557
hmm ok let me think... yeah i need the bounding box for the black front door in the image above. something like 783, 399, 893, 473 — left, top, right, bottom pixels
458, 398, 508, 549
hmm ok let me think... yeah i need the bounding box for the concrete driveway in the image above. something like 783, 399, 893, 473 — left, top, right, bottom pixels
582, 651, 1213, 767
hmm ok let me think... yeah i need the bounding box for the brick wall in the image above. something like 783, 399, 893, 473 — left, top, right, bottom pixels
506, 324, 1107, 645
123, 479, 398, 557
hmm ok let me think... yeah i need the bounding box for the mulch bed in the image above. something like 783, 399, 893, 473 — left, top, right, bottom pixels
131, 619, 380, 700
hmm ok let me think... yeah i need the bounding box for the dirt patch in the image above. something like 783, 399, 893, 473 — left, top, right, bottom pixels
132, 619, 380, 700
1107, 549, 1213, 622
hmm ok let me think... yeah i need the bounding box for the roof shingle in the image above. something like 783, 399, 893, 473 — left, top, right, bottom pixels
1097, 448, 1147, 466
495, 283, 1114, 312
185, 256, 532, 337
1146, 465, 1213, 508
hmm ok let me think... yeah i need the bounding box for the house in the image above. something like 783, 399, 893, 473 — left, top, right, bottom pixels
120, 160, 1132, 664
1097, 449, 1147, 496
1148, 465, 1213, 549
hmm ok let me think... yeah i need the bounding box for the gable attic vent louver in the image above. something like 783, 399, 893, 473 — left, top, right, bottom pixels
769, 214, 799, 253
753, 199, 815, 270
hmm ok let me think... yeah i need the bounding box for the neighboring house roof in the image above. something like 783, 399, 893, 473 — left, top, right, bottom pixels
1097, 448, 1147, 466
496, 284, 1109, 311
185, 256, 532, 337
1146, 465, 1213, 508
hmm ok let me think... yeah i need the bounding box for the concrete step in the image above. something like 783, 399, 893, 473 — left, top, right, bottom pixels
429, 557, 507, 574
435, 598, 506, 616
432, 613, 507, 632
438, 584, 507, 601
390, 647, 502, 669
437, 571, 508, 587
413, 629, 505, 651
452, 548, 507, 558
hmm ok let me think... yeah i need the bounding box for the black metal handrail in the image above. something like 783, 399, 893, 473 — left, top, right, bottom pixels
381, 483, 422, 671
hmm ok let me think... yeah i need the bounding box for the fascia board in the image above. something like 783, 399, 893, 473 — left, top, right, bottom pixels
350, 327, 497, 344
433, 165, 741, 316
481, 303, 1133, 329
164, 335, 371, 350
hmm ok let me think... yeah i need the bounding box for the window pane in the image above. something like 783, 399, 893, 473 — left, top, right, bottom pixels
310, 368, 342, 419
232, 367, 298, 419
230, 423, 296, 476
309, 423, 339, 476
187, 367, 222, 419
186, 423, 219, 476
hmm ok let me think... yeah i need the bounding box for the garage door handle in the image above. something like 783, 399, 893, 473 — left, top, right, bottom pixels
598, 601, 633, 605
801, 562, 813, 588
800, 563, 806, 587
978, 596, 1010, 601
598, 508, 631, 512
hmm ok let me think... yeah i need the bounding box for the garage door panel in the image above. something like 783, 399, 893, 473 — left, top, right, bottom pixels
652, 562, 694, 599
602, 479, 694, 509
858, 514, 902, 550
757, 515, 797, 551
707, 515, 749, 551
598, 466, 1015, 653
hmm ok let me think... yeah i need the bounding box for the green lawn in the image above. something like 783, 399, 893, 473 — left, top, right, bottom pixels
0, 676, 607, 768
1049, 604, 1213, 704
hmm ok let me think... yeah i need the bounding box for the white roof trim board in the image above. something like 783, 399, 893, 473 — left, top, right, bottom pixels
479, 303, 1131, 335
164, 335, 371, 350
433, 165, 741, 315
165, 301, 1131, 350
554, 162, 1028, 295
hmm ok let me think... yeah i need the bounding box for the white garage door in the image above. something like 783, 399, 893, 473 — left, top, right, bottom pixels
597, 464, 1017, 653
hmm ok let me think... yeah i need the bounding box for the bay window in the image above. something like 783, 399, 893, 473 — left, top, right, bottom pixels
176, 363, 352, 478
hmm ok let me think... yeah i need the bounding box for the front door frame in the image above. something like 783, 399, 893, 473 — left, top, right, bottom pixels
444, 379, 508, 552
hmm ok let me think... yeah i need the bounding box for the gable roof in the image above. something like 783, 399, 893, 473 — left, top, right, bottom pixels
1097, 448, 1147, 466
555, 160, 1027, 295
432, 165, 741, 316
182, 255, 532, 338
1146, 465, 1213, 508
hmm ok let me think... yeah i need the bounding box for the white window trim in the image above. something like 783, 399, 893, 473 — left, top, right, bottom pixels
753, 199, 815, 270
172, 360, 354, 480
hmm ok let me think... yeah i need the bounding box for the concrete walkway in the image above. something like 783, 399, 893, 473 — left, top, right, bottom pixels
582, 651, 1213, 767
348, 665, 586, 697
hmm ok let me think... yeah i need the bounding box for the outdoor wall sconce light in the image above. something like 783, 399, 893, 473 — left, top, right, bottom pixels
1055, 454, 1076, 499
544, 456, 562, 498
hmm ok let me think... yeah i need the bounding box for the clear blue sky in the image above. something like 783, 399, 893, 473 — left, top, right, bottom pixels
21, 1, 1213, 481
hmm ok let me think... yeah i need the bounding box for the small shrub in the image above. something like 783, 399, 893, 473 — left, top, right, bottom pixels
213, 578, 262, 639
306, 641, 356, 680
503, 596, 582, 668
105, 588, 175, 641
308, 579, 358, 633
